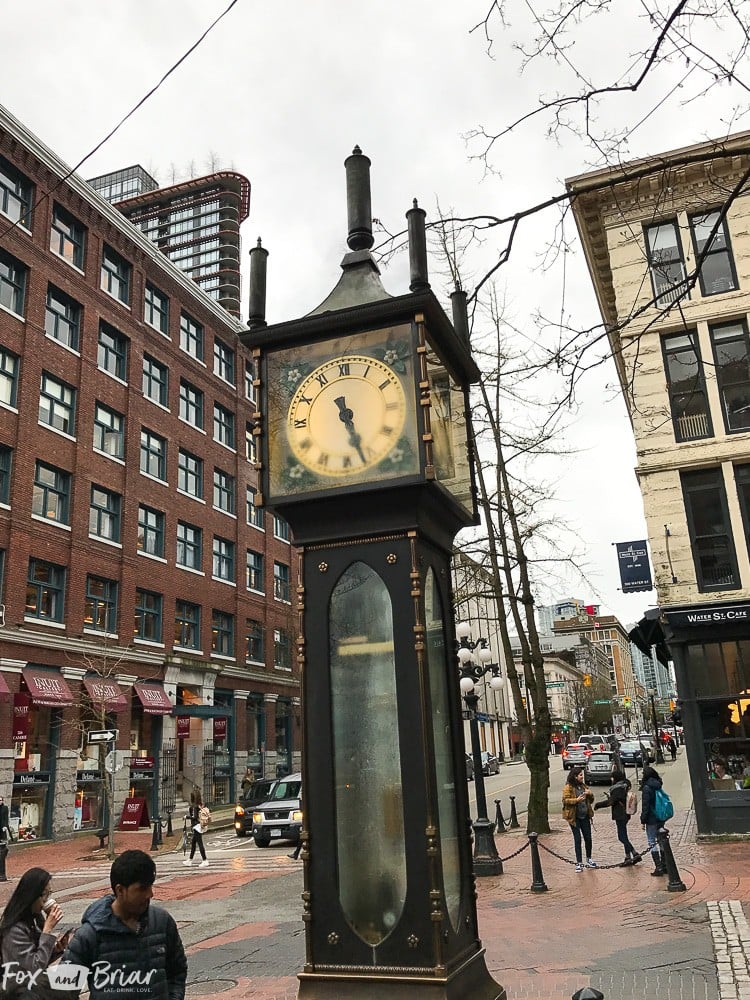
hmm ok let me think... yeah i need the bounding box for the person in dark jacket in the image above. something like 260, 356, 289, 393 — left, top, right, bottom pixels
594, 769, 641, 867
63, 849, 187, 1000
640, 765, 667, 876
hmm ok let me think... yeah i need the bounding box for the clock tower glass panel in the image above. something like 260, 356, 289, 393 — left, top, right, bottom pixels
330, 561, 406, 946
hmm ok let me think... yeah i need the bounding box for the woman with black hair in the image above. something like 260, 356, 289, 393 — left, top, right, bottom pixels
640, 764, 668, 876
0, 867, 67, 996
594, 768, 641, 867
561, 766, 597, 873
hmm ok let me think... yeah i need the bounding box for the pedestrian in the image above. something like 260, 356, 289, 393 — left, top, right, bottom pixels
640, 764, 667, 876
63, 848, 187, 1000
0, 867, 70, 998
0, 796, 9, 842
594, 769, 641, 867
287, 839, 302, 861
561, 766, 597, 873
183, 790, 210, 868
240, 767, 255, 794
667, 736, 677, 761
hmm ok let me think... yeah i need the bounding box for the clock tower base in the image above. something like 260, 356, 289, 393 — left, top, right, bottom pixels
298, 949, 506, 1000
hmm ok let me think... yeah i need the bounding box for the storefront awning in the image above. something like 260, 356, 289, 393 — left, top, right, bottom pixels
22, 666, 74, 707
134, 681, 173, 715
0, 672, 10, 704
82, 676, 128, 713
628, 609, 670, 667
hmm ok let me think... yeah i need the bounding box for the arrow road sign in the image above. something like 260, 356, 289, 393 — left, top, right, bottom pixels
88, 729, 118, 744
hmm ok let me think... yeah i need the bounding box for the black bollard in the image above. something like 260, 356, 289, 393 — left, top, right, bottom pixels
657, 826, 686, 892
166, 811, 173, 837
97, 829, 108, 850
508, 795, 521, 829
157, 816, 163, 846
494, 799, 507, 833
0, 840, 8, 882
150, 818, 160, 852
528, 832, 548, 893
572, 989, 604, 1000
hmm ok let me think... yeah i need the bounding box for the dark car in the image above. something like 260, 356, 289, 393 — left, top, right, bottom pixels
618, 740, 644, 768
584, 750, 616, 785
481, 751, 500, 776
251, 773, 303, 848
234, 777, 277, 837
465, 753, 474, 781
561, 742, 591, 770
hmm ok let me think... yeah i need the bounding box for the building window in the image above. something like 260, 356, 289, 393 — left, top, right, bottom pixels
84, 576, 118, 633
142, 354, 169, 407
0, 157, 33, 227
246, 618, 264, 662
213, 338, 235, 384
213, 537, 235, 582
0, 250, 27, 317
244, 360, 256, 405
246, 485, 263, 528
213, 468, 235, 514
179, 379, 204, 429
0, 445, 11, 504
214, 403, 235, 448
178, 449, 203, 498
645, 220, 687, 306
93, 403, 124, 458
212, 610, 234, 657
0, 348, 18, 408
144, 283, 169, 335
179, 312, 204, 361
33, 462, 70, 525
662, 332, 711, 442
690, 210, 738, 296
176, 521, 202, 570
98, 322, 128, 380
137, 505, 165, 557
682, 468, 739, 592
89, 485, 121, 542
26, 559, 65, 622
175, 600, 201, 649
100, 245, 131, 304
274, 561, 291, 602
45, 286, 81, 350
246, 550, 264, 592
273, 515, 290, 542
245, 422, 257, 463
274, 627, 291, 670
140, 428, 167, 481
39, 372, 76, 436
50, 203, 85, 269
135, 589, 162, 642
735, 465, 750, 566
710, 320, 750, 433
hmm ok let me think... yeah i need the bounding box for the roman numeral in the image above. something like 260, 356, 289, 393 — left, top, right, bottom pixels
342, 455, 352, 469
298, 438, 312, 451
385, 401, 399, 410
294, 418, 307, 428
338, 363, 350, 376
316, 373, 329, 387
318, 452, 329, 467
381, 425, 395, 435
299, 393, 312, 406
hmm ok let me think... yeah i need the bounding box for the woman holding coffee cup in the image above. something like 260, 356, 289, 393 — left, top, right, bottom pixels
0, 867, 70, 996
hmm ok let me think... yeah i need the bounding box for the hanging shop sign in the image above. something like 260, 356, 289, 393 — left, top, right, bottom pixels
129, 756, 155, 780
615, 540, 653, 593
213, 716, 227, 740
176, 715, 191, 740
13, 693, 30, 742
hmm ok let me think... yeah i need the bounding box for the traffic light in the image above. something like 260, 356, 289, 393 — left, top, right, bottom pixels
562, 724, 569, 731
583, 674, 592, 687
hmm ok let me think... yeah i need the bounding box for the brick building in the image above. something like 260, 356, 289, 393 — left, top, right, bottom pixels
0, 103, 298, 841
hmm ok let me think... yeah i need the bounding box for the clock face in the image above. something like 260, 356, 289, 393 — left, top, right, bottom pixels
264, 324, 421, 499
287, 355, 407, 475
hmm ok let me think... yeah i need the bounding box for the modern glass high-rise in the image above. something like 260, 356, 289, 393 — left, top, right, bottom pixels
88, 166, 250, 317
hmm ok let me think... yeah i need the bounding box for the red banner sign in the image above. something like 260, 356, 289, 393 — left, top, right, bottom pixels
13, 693, 31, 742
176, 716, 191, 740
118, 797, 150, 830
213, 716, 227, 740
129, 756, 154, 769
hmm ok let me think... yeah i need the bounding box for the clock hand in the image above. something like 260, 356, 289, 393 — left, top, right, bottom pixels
334, 396, 367, 465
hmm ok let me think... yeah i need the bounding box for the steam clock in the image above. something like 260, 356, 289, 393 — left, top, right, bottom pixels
242, 148, 504, 1000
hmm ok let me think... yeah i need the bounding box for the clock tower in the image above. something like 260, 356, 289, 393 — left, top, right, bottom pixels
242, 148, 504, 1000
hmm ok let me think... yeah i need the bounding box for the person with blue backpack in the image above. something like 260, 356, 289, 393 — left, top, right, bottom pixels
640, 765, 673, 876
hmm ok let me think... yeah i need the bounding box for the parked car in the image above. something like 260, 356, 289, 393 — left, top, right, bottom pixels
481, 751, 500, 776
465, 753, 475, 781
561, 742, 592, 770
251, 773, 303, 848
234, 777, 277, 837
637, 733, 657, 761
618, 740, 645, 768
584, 750, 616, 785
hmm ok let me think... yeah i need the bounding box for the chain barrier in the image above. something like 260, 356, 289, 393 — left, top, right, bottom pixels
497, 839, 530, 863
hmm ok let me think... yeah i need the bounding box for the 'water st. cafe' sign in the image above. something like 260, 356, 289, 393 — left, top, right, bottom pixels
615, 539, 653, 593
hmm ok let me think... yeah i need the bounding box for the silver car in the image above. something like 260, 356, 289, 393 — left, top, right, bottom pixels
562, 742, 591, 770
585, 750, 616, 785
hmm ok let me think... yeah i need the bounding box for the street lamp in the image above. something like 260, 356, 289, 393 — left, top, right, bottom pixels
648, 688, 665, 765
456, 621, 504, 876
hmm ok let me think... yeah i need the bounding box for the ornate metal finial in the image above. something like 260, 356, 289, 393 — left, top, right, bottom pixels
344, 146, 373, 251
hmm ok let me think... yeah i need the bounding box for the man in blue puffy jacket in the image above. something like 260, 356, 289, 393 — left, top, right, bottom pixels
640, 765, 667, 877
62, 849, 187, 999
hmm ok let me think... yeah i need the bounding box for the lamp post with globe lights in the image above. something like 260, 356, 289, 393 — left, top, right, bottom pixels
456, 621, 504, 876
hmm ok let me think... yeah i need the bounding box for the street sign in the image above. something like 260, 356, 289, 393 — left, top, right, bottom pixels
88, 729, 118, 744
105, 750, 126, 774
546, 682, 566, 689
593, 699, 611, 705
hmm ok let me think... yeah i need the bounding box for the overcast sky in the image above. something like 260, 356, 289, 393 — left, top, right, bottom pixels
2, 0, 740, 627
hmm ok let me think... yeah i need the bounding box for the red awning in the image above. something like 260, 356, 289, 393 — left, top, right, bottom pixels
0, 673, 9, 704
22, 667, 74, 707
82, 676, 128, 713
134, 681, 173, 715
